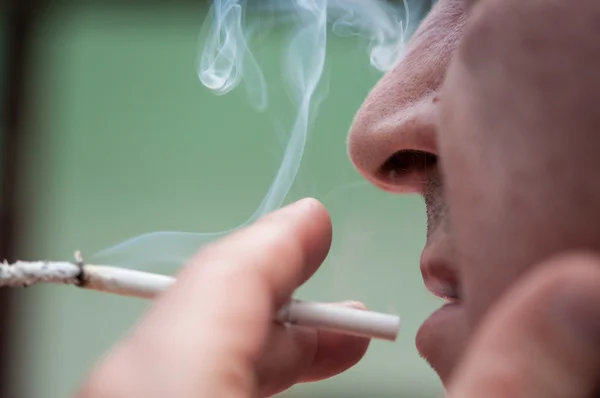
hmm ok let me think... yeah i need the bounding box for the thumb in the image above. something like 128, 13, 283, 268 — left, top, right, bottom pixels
448, 253, 600, 398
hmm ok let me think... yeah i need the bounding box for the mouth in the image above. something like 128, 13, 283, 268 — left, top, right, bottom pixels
416, 248, 465, 381
423, 273, 461, 304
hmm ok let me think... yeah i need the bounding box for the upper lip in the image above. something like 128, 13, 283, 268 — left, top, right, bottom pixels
420, 248, 460, 302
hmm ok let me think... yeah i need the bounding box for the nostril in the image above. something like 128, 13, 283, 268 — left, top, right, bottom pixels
378, 150, 438, 183
347, 96, 440, 192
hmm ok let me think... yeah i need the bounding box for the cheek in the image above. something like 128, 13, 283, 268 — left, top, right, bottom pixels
437, 0, 600, 332
437, 59, 508, 331
435, 7, 537, 330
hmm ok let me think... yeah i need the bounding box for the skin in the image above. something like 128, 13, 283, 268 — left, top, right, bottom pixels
350, 0, 600, 390
348, 0, 469, 381
78, 199, 370, 398
77, 0, 600, 396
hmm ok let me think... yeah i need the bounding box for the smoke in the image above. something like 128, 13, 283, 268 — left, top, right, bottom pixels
94, 0, 431, 271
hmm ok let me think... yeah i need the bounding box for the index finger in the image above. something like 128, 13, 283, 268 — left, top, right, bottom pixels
82, 198, 333, 398
154, 196, 331, 342
180, 196, 332, 308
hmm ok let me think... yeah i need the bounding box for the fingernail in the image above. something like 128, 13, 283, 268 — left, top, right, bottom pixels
289, 198, 310, 206
270, 199, 312, 219
290, 197, 322, 211
548, 282, 600, 348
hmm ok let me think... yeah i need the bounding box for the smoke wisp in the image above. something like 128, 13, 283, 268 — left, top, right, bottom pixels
94, 0, 431, 271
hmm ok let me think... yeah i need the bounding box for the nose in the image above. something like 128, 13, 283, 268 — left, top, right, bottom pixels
348, 71, 441, 194
347, 0, 466, 194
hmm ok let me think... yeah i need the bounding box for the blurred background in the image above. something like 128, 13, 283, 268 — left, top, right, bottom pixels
0, 0, 444, 397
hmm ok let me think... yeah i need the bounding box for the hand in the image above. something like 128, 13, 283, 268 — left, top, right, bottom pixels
77, 198, 370, 398
448, 253, 600, 398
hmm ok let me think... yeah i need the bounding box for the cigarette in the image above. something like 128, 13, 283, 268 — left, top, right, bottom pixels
0, 257, 401, 341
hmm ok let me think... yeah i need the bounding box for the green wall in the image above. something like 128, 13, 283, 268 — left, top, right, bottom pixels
11, 3, 444, 397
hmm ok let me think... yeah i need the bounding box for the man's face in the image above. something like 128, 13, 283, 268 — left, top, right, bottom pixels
350, 0, 600, 386
348, 0, 469, 383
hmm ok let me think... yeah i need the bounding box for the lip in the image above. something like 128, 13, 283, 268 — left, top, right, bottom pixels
420, 256, 460, 302
416, 301, 464, 382
416, 243, 464, 381
418, 301, 461, 340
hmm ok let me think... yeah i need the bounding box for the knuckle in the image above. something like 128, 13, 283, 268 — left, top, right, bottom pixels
199, 358, 255, 398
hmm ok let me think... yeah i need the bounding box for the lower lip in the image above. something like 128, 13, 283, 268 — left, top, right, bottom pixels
427, 301, 460, 320
416, 301, 462, 357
